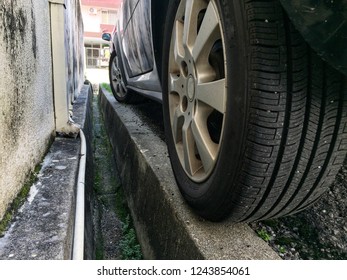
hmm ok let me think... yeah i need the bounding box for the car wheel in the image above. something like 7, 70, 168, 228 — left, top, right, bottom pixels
109, 51, 142, 103
162, 0, 347, 222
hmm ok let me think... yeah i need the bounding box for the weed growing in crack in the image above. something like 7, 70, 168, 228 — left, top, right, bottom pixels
119, 215, 142, 260
256, 228, 272, 242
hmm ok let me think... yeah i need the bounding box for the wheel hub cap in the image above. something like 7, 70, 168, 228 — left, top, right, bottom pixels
187, 75, 195, 101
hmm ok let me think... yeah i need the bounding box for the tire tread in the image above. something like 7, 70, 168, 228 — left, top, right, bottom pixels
230, 0, 347, 222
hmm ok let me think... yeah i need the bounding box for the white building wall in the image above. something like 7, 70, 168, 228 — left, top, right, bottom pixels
81, 5, 102, 32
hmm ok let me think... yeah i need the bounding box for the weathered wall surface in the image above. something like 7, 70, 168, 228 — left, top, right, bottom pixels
0, 0, 85, 220
0, 0, 55, 220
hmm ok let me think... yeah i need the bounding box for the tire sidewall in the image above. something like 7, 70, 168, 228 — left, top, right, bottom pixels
162, 0, 249, 219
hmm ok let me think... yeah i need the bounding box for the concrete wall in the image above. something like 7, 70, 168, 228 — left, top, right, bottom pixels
65, 0, 85, 102
0, 0, 55, 221
0, 0, 84, 221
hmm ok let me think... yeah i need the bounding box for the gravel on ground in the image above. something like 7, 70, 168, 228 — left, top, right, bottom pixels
250, 159, 347, 260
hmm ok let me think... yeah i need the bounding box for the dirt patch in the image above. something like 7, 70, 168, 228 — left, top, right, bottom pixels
250, 158, 347, 259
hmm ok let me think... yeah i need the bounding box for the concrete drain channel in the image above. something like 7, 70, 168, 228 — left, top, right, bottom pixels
98, 86, 280, 260
92, 87, 142, 260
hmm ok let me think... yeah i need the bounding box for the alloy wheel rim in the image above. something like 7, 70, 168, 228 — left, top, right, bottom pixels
111, 55, 127, 98
168, 0, 227, 182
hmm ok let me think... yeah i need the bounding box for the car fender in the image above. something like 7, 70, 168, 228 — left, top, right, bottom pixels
279, 0, 347, 76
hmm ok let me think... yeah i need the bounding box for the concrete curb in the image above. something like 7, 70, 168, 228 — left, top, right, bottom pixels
99, 86, 280, 260
0, 84, 93, 260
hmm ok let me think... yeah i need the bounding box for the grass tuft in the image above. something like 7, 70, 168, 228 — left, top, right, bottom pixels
100, 83, 111, 93
119, 216, 143, 260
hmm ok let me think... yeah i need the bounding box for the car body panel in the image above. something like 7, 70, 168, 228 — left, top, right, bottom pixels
121, 0, 154, 77
280, 0, 347, 76
113, 0, 162, 100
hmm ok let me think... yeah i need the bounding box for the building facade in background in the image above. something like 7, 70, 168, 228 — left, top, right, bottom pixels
81, 0, 121, 68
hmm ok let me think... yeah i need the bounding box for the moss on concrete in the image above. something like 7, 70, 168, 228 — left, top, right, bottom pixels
119, 215, 142, 260
0, 132, 53, 238
0, 167, 40, 236
93, 85, 142, 259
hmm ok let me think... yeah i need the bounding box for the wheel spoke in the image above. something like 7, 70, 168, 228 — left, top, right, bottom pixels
119, 83, 124, 96
112, 64, 117, 80
182, 119, 198, 176
169, 73, 185, 97
172, 106, 184, 143
183, 0, 207, 51
192, 118, 217, 173
196, 78, 226, 113
172, 20, 185, 67
192, 1, 220, 63
112, 57, 120, 84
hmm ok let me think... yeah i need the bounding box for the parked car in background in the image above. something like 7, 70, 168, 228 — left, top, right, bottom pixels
103, 0, 347, 222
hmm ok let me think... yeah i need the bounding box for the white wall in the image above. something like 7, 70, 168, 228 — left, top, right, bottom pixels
81, 5, 102, 32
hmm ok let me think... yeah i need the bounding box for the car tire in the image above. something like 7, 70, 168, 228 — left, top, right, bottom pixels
161, 0, 347, 222
109, 51, 143, 103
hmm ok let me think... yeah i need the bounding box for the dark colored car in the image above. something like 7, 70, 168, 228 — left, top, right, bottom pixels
103, 0, 347, 222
